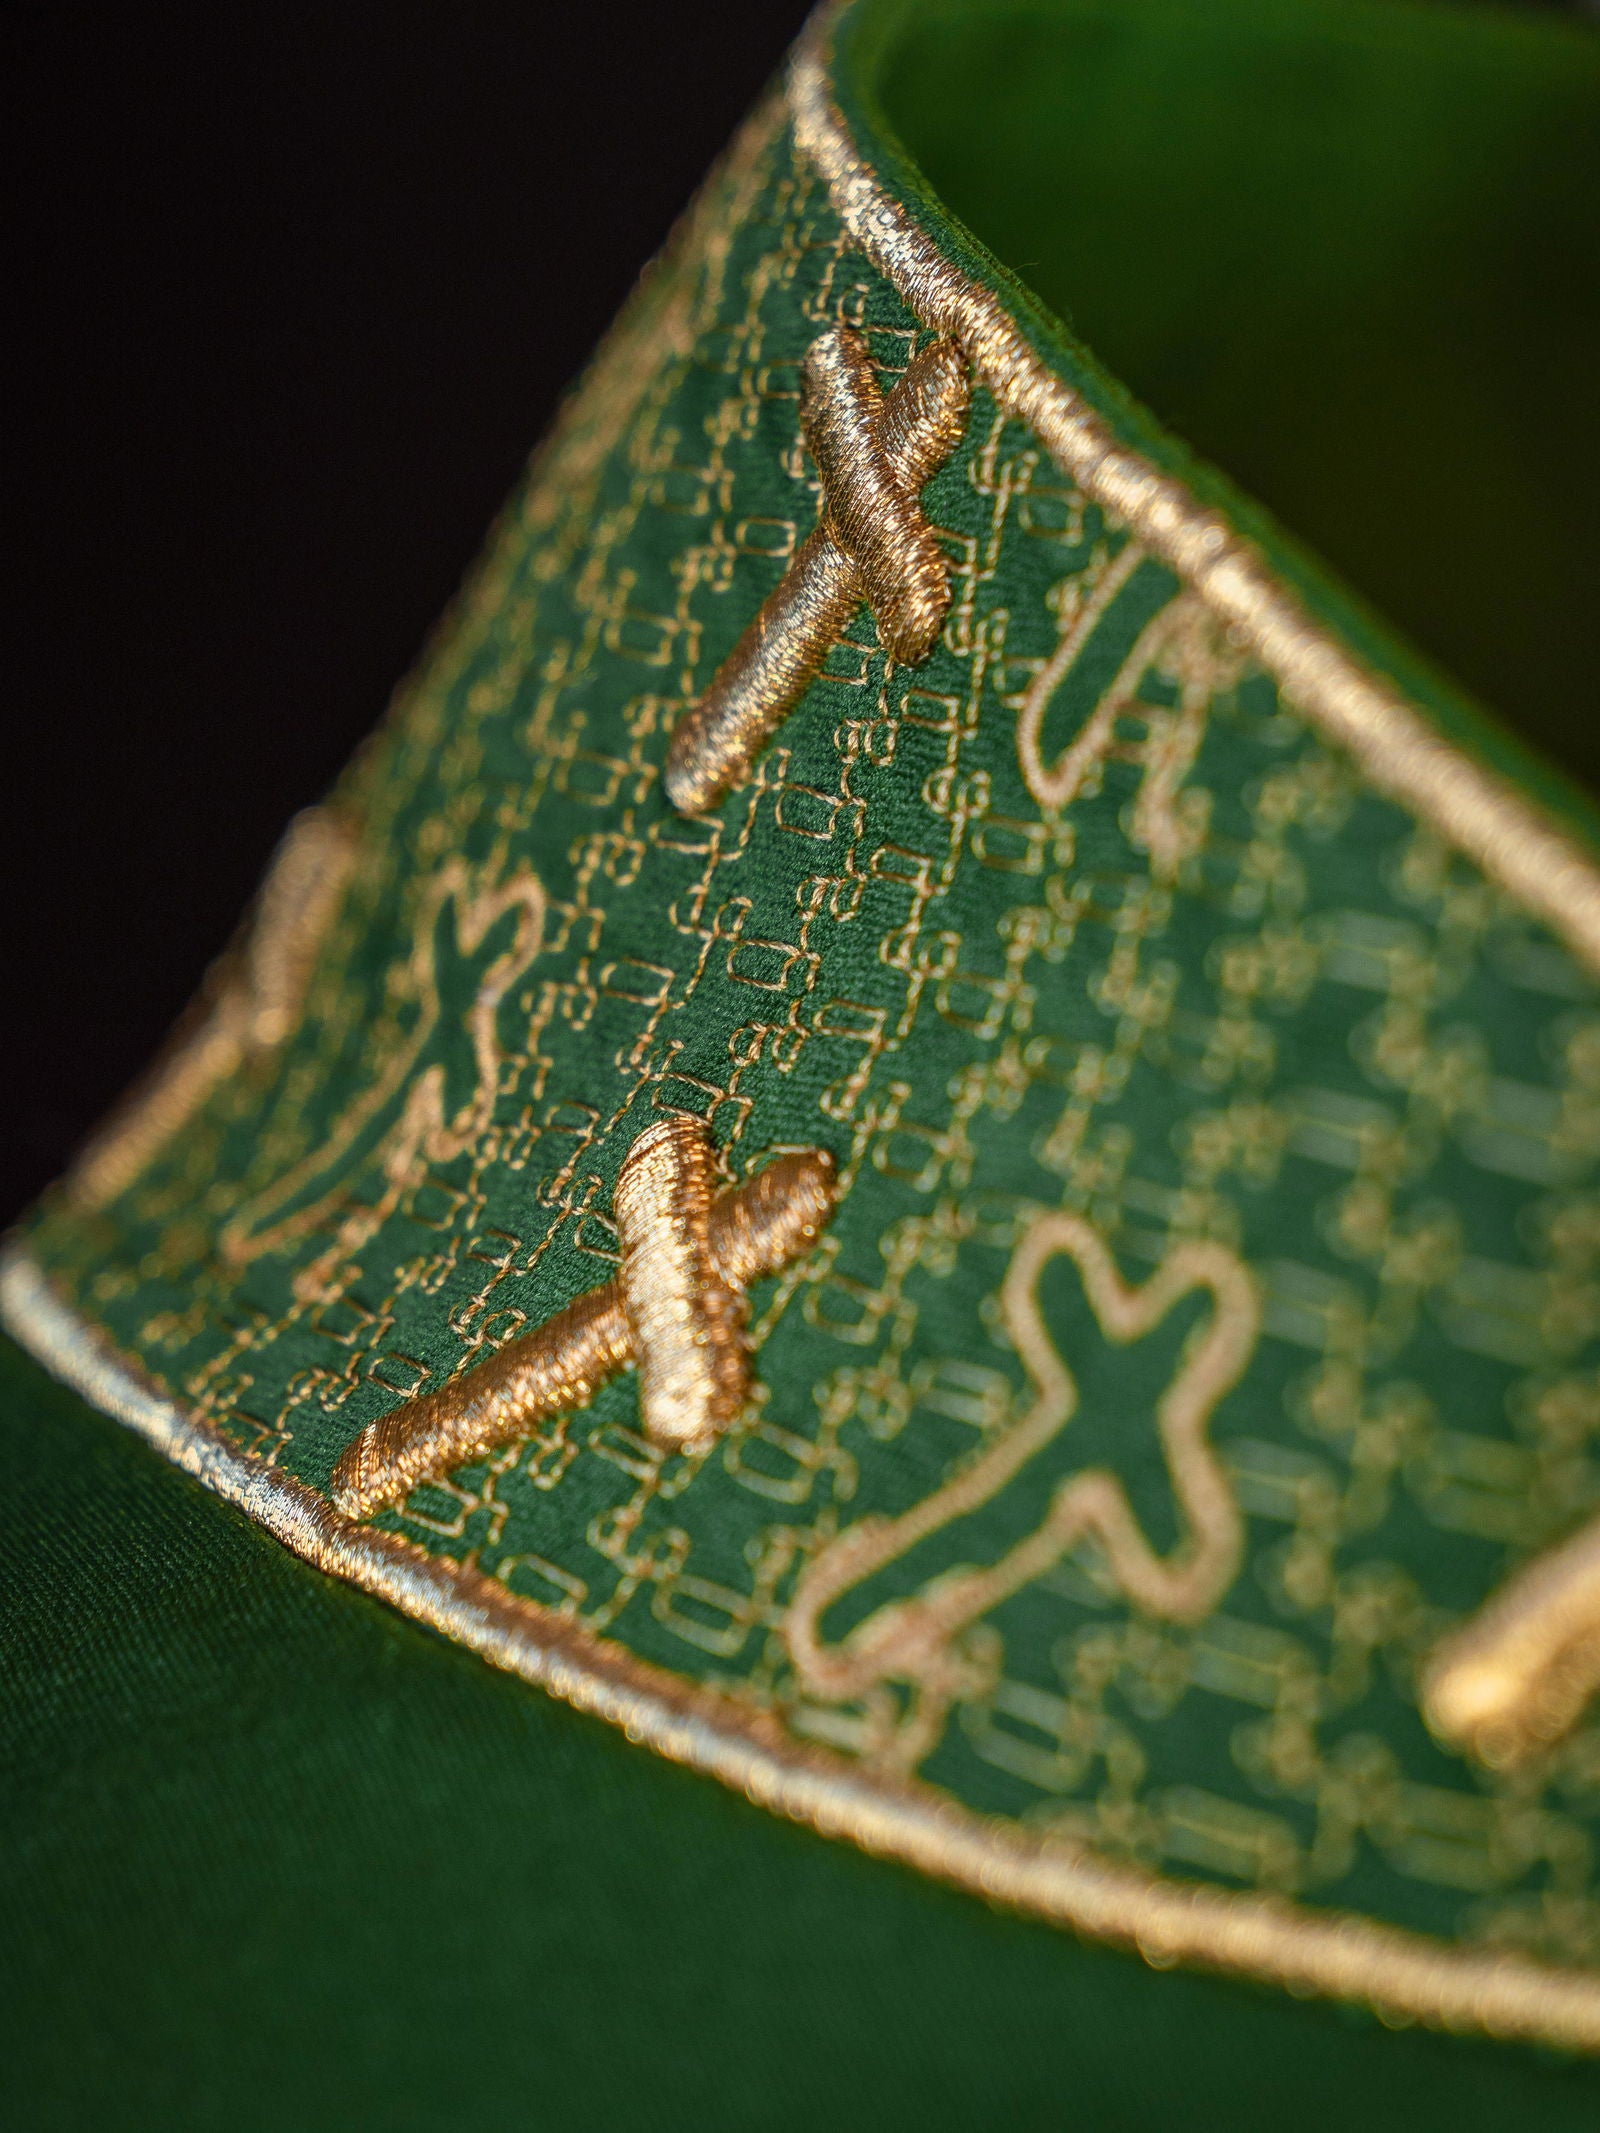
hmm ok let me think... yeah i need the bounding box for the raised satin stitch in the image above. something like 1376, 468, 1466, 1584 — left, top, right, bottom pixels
16, 32, 1600, 2055
789, 13, 1600, 977
664, 324, 969, 815
1425, 1509, 1600, 1767
330, 1123, 837, 1518
9, 1245, 1600, 2057
67, 805, 358, 1213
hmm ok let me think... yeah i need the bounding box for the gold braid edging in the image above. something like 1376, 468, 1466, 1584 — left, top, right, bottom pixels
5, 1245, 1598, 2056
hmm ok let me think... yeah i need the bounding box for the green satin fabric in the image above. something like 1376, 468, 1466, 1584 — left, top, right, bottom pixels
6, 1336, 1599, 2129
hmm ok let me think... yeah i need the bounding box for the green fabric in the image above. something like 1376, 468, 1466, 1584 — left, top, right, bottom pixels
11, 0, 1600, 2112
835, 0, 1600, 839
869, 0, 1600, 782
6, 1333, 1599, 2130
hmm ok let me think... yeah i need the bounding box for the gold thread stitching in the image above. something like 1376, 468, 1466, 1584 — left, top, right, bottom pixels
217, 861, 546, 1298
787, 1212, 1259, 1774
1016, 571, 1245, 881
66, 806, 358, 1212
788, 8, 1600, 977
20, 32, 1600, 2046
6, 1243, 1597, 2054
329, 1136, 838, 1517
664, 326, 969, 815
1425, 1510, 1600, 1767
67, 87, 792, 1212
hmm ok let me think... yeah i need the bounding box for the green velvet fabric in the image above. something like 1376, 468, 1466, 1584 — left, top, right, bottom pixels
871, 0, 1600, 787
6, 1333, 1600, 2130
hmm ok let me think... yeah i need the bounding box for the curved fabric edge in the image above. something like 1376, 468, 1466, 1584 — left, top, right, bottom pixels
787, 5, 1600, 979
5, 1244, 1598, 2057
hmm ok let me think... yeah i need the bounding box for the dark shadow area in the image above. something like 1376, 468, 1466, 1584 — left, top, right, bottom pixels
3, 0, 813, 1222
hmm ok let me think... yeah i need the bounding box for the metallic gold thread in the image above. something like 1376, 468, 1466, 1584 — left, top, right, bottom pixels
61, 92, 792, 1231
66, 806, 358, 1212
664, 330, 969, 815
787, 1214, 1259, 1773
19, 20, 1600, 2047
788, 8, 1600, 977
614, 1115, 751, 1452
6, 1242, 1598, 2056
801, 325, 952, 661
329, 1143, 838, 1517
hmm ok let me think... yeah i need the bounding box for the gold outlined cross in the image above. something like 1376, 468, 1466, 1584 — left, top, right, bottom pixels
331, 1117, 836, 1520
663, 324, 970, 815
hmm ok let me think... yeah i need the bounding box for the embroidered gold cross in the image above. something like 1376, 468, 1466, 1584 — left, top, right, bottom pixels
330, 1116, 837, 1520
663, 325, 970, 816
1424, 1510, 1600, 1767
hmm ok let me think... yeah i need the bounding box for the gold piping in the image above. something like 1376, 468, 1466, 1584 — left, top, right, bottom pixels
5, 1242, 1598, 2054
787, 9, 1600, 977
664, 327, 969, 814
330, 1140, 838, 1517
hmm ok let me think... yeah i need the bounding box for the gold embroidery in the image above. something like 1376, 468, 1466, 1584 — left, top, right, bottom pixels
9, 1244, 1599, 2055
614, 1116, 752, 1451
217, 860, 545, 1295
53, 95, 791, 1230
1425, 1510, 1600, 1767
787, 1213, 1258, 1773
21, 19, 1600, 2053
329, 1129, 837, 1518
789, 11, 1600, 976
663, 325, 969, 815
66, 806, 357, 1212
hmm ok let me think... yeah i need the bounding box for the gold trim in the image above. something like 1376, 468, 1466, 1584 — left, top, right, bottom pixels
664, 328, 969, 815
5, 1242, 1598, 2053
787, 10, 1600, 977
330, 1141, 838, 1517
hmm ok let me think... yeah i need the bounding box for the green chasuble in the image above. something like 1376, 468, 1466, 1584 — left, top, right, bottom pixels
6, 0, 1600, 2122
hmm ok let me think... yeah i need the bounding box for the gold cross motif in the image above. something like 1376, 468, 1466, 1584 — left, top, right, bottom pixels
331, 1117, 837, 1520
663, 324, 970, 816
1424, 1510, 1600, 1767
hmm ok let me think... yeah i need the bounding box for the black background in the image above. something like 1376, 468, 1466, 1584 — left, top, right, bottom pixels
5, 1, 813, 1224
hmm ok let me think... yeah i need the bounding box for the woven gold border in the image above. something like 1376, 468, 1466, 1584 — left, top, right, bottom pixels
789, 6, 1600, 978
5, 1243, 1599, 2054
